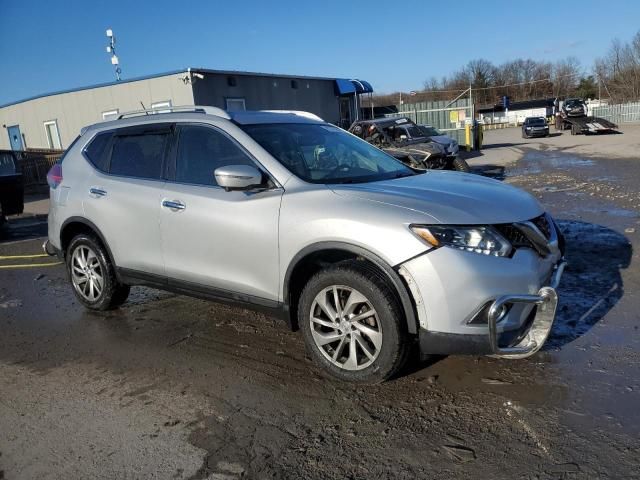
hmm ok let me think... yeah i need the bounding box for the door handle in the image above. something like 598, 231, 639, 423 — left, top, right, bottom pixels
162, 199, 186, 211
89, 187, 107, 197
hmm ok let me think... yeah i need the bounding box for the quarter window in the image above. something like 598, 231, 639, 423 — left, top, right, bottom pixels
84, 132, 112, 172
110, 133, 168, 180
175, 125, 256, 186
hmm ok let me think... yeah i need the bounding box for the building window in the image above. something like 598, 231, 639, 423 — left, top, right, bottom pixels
151, 100, 172, 113
225, 98, 246, 112
291, 80, 299, 89
227, 76, 237, 87
102, 109, 119, 121
44, 120, 62, 149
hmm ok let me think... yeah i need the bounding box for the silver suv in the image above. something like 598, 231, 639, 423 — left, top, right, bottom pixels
45, 106, 565, 383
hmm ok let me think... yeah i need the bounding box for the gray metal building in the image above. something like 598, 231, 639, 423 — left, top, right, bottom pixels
0, 68, 373, 150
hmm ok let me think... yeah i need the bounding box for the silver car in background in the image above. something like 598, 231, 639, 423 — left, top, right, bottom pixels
45, 106, 565, 383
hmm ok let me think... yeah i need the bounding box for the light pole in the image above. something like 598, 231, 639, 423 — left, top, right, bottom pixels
105, 28, 122, 81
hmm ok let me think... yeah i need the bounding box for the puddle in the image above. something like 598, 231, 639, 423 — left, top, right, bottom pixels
510, 152, 597, 176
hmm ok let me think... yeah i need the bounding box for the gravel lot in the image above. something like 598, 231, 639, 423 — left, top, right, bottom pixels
1, 125, 639, 479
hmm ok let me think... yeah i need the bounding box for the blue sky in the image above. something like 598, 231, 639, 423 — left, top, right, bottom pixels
1, 0, 639, 104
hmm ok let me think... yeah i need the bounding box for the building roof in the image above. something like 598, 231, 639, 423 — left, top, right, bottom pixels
1, 67, 373, 109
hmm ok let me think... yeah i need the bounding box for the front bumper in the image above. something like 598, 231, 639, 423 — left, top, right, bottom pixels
414, 259, 564, 358
399, 237, 565, 359
487, 260, 564, 358
524, 128, 549, 137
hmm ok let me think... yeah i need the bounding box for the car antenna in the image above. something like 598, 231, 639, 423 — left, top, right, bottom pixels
139, 101, 149, 115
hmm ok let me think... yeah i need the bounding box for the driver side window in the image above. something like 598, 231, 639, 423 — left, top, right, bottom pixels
175, 125, 256, 186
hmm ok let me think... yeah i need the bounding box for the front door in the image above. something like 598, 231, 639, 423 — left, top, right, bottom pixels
7, 125, 23, 151
160, 123, 282, 302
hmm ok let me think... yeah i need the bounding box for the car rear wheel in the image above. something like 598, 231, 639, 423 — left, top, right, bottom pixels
67, 234, 130, 310
298, 261, 410, 383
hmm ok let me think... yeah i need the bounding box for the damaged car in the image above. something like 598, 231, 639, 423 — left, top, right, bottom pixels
46, 107, 565, 384
348, 117, 470, 172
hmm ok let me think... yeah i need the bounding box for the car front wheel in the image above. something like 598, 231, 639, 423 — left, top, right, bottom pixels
67, 234, 130, 310
451, 157, 471, 172
298, 261, 410, 383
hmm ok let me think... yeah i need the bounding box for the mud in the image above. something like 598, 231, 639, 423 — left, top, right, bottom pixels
1, 136, 640, 479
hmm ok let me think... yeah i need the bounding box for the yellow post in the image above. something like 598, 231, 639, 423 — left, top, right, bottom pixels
465, 123, 471, 151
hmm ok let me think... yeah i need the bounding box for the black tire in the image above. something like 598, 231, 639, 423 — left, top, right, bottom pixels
66, 234, 130, 310
451, 157, 471, 172
298, 260, 410, 383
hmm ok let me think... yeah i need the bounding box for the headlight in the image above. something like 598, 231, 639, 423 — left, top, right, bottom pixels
410, 225, 512, 257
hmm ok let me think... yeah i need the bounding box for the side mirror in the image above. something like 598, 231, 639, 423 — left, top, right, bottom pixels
214, 165, 264, 191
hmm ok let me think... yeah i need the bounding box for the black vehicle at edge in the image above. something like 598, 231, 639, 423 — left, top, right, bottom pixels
0, 151, 25, 225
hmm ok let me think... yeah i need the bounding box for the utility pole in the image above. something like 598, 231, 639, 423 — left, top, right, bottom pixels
105, 28, 122, 81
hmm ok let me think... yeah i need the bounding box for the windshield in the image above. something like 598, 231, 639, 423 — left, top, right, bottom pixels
419, 126, 442, 137
526, 118, 546, 126
565, 100, 582, 107
242, 123, 416, 184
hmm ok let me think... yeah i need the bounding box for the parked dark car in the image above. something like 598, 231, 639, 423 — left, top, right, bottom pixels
348, 118, 470, 172
562, 98, 586, 118
0, 151, 24, 224
522, 117, 550, 138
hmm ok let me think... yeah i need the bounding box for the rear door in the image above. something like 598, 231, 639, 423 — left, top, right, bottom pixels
159, 123, 283, 302
82, 124, 172, 277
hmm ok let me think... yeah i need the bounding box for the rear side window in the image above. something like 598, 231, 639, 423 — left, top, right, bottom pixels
110, 133, 168, 180
0, 152, 17, 175
175, 125, 256, 186
84, 132, 112, 171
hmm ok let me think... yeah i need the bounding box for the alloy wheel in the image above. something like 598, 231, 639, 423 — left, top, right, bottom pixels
70, 245, 104, 302
309, 285, 382, 371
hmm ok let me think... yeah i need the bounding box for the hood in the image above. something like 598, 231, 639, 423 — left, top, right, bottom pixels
330, 171, 543, 224
430, 135, 455, 146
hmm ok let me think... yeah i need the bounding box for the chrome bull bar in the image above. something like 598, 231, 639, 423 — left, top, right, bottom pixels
488, 260, 566, 359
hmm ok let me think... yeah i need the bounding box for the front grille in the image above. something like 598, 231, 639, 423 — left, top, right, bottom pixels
532, 214, 552, 239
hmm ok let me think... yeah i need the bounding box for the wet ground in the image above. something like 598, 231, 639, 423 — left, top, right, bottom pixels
1, 132, 640, 479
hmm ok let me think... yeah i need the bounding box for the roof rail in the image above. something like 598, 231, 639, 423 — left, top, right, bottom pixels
260, 110, 324, 121
117, 105, 230, 120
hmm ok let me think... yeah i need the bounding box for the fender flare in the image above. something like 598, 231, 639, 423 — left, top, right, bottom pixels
60, 216, 120, 281
283, 241, 418, 334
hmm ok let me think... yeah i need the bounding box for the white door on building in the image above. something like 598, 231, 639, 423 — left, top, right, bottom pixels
44, 120, 62, 149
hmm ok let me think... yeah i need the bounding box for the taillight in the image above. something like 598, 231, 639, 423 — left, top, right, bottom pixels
47, 163, 63, 189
